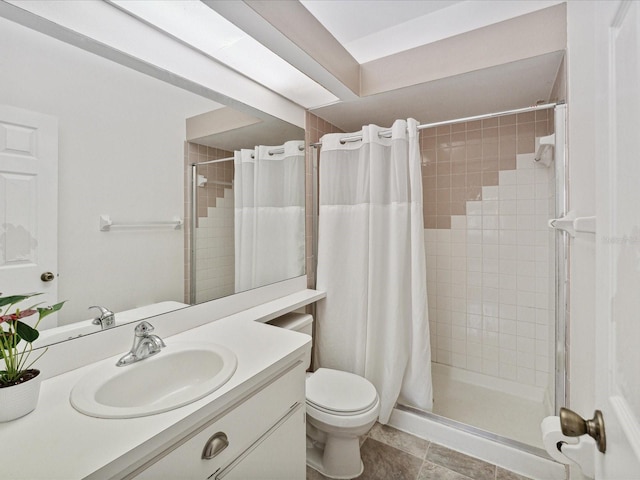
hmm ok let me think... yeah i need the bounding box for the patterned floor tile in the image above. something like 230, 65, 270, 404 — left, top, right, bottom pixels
425, 443, 496, 480
356, 438, 423, 480
368, 423, 430, 459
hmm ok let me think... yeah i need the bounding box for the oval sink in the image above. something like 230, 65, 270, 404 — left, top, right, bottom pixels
70, 342, 237, 418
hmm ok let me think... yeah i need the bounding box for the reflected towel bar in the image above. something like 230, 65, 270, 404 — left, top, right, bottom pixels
99, 214, 183, 231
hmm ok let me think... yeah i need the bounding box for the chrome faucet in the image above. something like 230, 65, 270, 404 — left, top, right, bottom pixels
116, 321, 166, 367
89, 305, 115, 330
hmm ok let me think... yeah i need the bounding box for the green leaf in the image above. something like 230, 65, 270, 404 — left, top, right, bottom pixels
37, 301, 65, 321
15, 321, 38, 343
0, 294, 40, 308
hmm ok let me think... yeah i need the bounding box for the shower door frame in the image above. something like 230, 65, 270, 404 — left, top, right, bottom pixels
310, 103, 569, 458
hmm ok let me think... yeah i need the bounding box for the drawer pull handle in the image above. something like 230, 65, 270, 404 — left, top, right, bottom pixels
202, 432, 229, 460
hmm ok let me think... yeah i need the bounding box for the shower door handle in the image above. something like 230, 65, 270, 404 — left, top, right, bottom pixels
549, 211, 596, 237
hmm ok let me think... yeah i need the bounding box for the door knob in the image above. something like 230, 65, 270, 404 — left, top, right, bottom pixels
560, 407, 606, 453
40, 272, 55, 282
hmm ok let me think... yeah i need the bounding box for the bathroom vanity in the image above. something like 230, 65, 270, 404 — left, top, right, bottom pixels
0, 288, 324, 479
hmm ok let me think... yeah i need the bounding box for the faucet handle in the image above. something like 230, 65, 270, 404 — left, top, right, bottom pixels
134, 321, 155, 337
89, 305, 115, 328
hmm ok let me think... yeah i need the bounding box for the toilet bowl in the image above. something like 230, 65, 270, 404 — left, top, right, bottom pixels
267, 314, 380, 479
305, 368, 380, 479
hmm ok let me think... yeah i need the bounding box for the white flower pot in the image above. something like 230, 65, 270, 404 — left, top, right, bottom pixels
0, 369, 42, 422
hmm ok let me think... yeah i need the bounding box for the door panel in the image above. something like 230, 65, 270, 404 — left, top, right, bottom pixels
0, 105, 58, 329
596, 1, 640, 477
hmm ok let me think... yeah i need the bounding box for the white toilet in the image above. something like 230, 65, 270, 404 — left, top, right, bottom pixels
269, 313, 380, 479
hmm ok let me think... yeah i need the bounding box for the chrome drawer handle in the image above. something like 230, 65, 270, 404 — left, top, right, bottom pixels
202, 432, 229, 460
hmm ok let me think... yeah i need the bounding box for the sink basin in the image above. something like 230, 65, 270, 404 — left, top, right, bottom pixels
70, 342, 237, 418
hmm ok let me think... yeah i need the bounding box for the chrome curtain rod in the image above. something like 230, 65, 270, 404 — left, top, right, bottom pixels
312, 102, 558, 147
192, 157, 233, 166
192, 144, 305, 166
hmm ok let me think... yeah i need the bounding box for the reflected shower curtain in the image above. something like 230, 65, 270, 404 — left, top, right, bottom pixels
234, 140, 305, 292
315, 119, 432, 423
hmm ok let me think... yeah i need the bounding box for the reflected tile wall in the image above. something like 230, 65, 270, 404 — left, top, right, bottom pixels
183, 142, 234, 303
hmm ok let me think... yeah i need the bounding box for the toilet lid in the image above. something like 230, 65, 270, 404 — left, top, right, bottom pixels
306, 368, 378, 414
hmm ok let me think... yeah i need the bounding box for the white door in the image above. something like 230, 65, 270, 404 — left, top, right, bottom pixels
0, 105, 58, 329
594, 1, 640, 477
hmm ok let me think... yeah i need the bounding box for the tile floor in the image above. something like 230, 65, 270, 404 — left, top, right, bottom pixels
306, 423, 532, 480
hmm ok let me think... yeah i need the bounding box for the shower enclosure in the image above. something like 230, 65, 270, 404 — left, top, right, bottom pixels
311, 103, 567, 460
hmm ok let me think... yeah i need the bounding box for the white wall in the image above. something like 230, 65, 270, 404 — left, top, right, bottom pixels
0, 17, 220, 324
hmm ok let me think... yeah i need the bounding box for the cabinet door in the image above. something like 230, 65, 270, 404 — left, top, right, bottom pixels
216, 404, 306, 480
131, 363, 305, 480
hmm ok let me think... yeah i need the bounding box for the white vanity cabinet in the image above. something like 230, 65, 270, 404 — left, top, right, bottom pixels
130, 361, 306, 480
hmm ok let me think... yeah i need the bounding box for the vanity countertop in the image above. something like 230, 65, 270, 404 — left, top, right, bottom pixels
0, 295, 318, 480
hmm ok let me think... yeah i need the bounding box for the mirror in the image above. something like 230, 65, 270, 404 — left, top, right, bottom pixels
0, 14, 305, 345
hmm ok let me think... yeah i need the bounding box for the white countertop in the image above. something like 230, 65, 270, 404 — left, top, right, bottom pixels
0, 296, 318, 480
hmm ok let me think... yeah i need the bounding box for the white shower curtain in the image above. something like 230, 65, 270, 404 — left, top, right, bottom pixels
315, 119, 432, 423
234, 140, 305, 292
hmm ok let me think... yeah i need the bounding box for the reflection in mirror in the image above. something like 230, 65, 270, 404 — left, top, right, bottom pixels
188, 134, 305, 304
0, 14, 305, 348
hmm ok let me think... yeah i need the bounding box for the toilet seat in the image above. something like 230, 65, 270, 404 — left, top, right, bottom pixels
306, 368, 378, 416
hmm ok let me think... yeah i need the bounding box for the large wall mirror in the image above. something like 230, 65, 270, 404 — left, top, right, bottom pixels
0, 14, 305, 346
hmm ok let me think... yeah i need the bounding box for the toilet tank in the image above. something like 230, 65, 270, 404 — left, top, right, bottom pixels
268, 313, 313, 368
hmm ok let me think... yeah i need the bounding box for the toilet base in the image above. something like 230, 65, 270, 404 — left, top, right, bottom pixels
306, 436, 364, 479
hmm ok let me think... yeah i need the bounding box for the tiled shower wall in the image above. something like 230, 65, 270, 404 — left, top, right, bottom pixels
183, 143, 234, 303
421, 111, 556, 399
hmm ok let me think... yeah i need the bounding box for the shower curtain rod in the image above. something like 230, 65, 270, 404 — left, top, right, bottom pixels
192, 144, 306, 166
311, 102, 558, 147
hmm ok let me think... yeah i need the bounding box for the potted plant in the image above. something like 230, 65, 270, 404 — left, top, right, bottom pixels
0, 293, 64, 422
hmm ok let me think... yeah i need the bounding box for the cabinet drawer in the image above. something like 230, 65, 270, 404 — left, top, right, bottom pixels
216, 404, 305, 480
132, 362, 305, 480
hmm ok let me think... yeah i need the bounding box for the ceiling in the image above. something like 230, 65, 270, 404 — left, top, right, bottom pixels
299, 0, 562, 63
296, 0, 565, 131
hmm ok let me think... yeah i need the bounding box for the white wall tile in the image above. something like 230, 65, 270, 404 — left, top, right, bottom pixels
516, 154, 535, 169
483, 244, 499, 259
451, 215, 467, 229
500, 348, 517, 365
517, 351, 535, 369
500, 215, 517, 230
483, 215, 499, 229
467, 216, 483, 230
500, 246, 518, 260
517, 185, 535, 200
483, 200, 499, 215
499, 289, 517, 306
437, 229, 452, 243
517, 321, 536, 339
467, 201, 482, 215
483, 359, 500, 376
500, 363, 518, 381
500, 200, 518, 214
499, 170, 517, 185
482, 186, 500, 200
517, 169, 535, 185
517, 367, 536, 386
500, 185, 518, 200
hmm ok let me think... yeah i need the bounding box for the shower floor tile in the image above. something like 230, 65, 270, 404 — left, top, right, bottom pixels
306, 423, 532, 480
